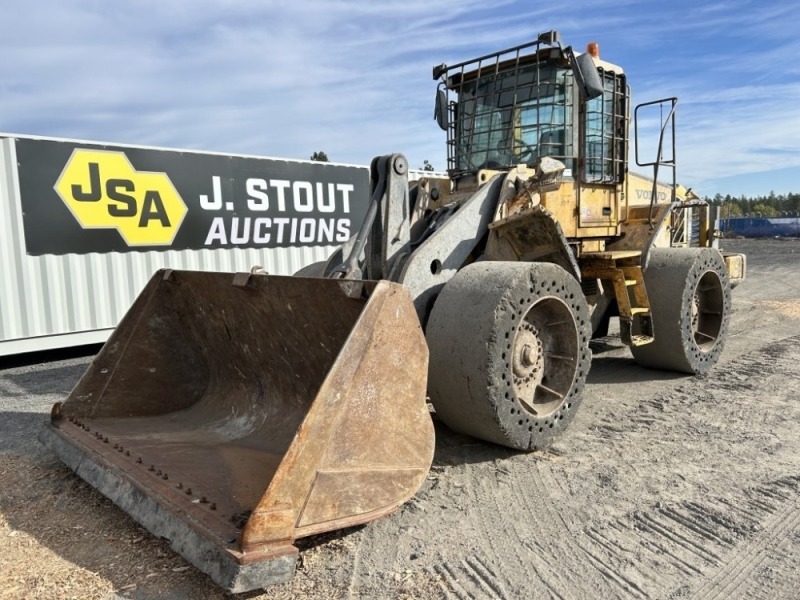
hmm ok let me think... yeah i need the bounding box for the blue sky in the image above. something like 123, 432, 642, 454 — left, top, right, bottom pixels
1, 0, 798, 198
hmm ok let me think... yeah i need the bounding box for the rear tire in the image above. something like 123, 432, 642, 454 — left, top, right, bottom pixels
631, 248, 731, 375
427, 261, 592, 450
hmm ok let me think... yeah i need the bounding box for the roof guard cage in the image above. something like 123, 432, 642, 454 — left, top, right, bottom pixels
433, 31, 574, 178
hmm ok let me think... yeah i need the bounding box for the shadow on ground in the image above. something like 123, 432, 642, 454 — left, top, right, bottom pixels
1, 343, 101, 370
587, 354, 685, 385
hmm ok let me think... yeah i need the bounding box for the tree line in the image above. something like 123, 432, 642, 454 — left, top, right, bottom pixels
706, 191, 800, 218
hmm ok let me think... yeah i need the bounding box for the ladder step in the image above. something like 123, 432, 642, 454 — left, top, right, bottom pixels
620, 322, 655, 346
620, 312, 654, 347
630, 334, 655, 347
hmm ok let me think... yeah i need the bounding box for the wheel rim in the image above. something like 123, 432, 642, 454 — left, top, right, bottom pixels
692, 271, 725, 351
512, 296, 578, 417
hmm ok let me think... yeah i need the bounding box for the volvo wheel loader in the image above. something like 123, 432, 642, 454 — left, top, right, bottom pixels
40, 31, 746, 592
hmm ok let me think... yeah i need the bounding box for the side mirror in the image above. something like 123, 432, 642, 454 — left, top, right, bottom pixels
434, 88, 449, 131
565, 46, 604, 101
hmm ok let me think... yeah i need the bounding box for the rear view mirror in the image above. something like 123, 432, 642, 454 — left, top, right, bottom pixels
434, 88, 449, 131
566, 47, 604, 101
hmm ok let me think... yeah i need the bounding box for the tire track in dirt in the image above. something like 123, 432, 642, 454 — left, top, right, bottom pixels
688, 476, 800, 600
571, 334, 800, 598
427, 464, 565, 600
429, 457, 629, 600
590, 333, 800, 440
426, 472, 518, 599
582, 503, 721, 594
578, 477, 800, 600
342, 463, 526, 599
536, 461, 648, 600
431, 552, 513, 600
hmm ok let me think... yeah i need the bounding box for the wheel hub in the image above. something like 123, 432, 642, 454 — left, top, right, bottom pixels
691, 293, 700, 331
512, 322, 544, 399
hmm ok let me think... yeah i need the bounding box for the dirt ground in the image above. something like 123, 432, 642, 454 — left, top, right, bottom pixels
2, 238, 799, 600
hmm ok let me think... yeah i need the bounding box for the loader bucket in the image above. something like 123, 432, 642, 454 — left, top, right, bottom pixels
39, 269, 434, 593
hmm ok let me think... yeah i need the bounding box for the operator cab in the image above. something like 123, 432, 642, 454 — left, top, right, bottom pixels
434, 31, 627, 188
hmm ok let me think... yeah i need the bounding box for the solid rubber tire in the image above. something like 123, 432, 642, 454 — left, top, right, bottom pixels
426, 261, 592, 450
631, 248, 731, 375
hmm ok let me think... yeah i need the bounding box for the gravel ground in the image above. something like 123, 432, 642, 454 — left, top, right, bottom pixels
2, 238, 799, 599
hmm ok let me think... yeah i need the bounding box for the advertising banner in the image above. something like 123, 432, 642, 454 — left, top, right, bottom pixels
15, 138, 370, 255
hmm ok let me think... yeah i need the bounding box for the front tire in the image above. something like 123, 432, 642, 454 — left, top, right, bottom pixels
427, 261, 592, 450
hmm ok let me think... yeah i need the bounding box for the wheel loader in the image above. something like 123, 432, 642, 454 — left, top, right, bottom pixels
40, 31, 746, 592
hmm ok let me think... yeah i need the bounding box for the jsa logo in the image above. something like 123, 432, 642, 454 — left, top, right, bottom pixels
54, 149, 187, 246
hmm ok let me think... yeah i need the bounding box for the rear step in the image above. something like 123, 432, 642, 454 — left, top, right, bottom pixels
40, 269, 434, 592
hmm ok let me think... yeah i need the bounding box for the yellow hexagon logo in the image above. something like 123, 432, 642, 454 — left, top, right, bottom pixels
54, 149, 187, 246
